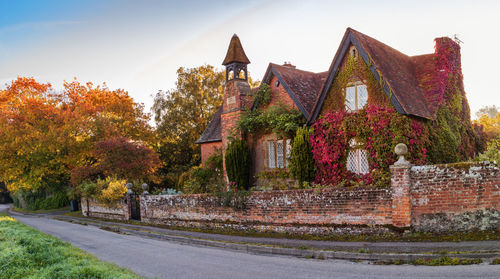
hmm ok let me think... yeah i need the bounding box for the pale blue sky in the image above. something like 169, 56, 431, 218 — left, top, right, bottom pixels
1, 0, 498, 117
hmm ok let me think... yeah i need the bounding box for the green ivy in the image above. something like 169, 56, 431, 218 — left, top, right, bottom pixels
238, 104, 304, 138
253, 83, 272, 109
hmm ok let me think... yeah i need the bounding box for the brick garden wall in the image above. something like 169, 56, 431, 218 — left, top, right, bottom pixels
410, 162, 500, 232
140, 187, 393, 235
82, 161, 499, 234
81, 198, 128, 221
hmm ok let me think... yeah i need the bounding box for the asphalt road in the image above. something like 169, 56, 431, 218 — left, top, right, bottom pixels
1, 205, 498, 279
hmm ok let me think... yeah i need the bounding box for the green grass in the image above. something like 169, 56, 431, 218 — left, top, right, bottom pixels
376, 256, 483, 266
12, 206, 71, 214
70, 215, 500, 243
0, 216, 143, 279
491, 258, 500, 265
62, 210, 84, 217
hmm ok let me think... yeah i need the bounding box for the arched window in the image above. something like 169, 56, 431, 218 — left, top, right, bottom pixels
238, 70, 246, 79
346, 139, 369, 175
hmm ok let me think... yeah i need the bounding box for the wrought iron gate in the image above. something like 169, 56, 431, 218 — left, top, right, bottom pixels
129, 193, 141, 221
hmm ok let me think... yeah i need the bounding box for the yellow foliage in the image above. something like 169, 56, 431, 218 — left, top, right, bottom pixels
98, 177, 127, 204
0, 216, 17, 222
474, 113, 500, 141
0, 77, 153, 194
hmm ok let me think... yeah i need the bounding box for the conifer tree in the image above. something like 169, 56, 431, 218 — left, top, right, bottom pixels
224, 139, 251, 190
290, 127, 315, 186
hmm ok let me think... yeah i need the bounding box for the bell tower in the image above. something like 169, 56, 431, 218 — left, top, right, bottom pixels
222, 34, 250, 82
220, 34, 251, 182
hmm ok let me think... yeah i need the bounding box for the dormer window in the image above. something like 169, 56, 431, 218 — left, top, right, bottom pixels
345, 84, 368, 111
346, 139, 369, 175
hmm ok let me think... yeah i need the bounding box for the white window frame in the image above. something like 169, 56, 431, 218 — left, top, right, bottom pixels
285, 139, 291, 167
345, 83, 368, 111
276, 140, 284, 168
268, 139, 291, 169
268, 141, 276, 169
346, 139, 369, 175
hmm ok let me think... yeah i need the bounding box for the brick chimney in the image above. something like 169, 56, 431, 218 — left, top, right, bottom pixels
282, 61, 296, 68
434, 37, 461, 76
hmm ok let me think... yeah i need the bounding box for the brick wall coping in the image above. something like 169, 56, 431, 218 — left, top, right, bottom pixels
410, 161, 499, 172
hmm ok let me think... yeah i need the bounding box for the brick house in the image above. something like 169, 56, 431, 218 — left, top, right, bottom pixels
197, 28, 478, 182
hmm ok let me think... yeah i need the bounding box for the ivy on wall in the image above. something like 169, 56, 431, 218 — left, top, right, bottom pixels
311, 105, 428, 187
423, 38, 484, 163
237, 83, 305, 138
311, 41, 483, 187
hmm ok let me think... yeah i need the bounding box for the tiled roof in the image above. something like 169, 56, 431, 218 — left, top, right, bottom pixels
222, 34, 250, 65
196, 105, 222, 144
197, 81, 253, 144
412, 54, 441, 116
201, 28, 451, 145
350, 28, 432, 119
263, 63, 327, 119
309, 28, 437, 123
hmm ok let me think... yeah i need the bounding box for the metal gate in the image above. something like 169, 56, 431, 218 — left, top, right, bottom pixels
129, 193, 141, 221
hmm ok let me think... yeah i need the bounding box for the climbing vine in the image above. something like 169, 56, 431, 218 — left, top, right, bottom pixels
310, 40, 484, 187
237, 83, 304, 138
423, 37, 484, 163
311, 105, 428, 187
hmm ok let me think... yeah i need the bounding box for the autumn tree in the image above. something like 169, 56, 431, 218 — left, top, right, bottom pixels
152, 65, 258, 189
153, 65, 223, 188
474, 105, 500, 141
0, 77, 153, 209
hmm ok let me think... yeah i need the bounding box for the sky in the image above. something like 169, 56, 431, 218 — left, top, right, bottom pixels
1, 0, 499, 119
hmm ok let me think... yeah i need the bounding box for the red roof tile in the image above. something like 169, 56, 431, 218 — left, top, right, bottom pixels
265, 63, 327, 118
349, 28, 432, 119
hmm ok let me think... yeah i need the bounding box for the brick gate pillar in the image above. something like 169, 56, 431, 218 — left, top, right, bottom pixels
390, 143, 412, 228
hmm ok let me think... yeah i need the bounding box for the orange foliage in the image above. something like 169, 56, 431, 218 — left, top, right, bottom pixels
0, 77, 152, 193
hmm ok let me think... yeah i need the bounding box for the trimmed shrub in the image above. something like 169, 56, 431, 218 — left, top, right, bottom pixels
290, 127, 315, 186
225, 139, 251, 190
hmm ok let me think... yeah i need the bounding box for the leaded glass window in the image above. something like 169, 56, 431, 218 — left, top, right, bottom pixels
268, 141, 276, 168
276, 140, 284, 168
345, 84, 368, 111
346, 139, 369, 175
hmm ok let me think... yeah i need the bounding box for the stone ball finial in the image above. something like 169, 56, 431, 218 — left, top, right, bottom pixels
141, 183, 149, 195
394, 143, 410, 167
395, 143, 408, 156
126, 183, 133, 194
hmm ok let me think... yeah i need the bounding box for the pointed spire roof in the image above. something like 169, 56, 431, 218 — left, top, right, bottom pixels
222, 34, 250, 65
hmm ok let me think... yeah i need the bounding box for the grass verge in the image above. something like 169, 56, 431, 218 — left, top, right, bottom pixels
11, 206, 71, 214
68, 214, 500, 243
0, 215, 143, 279
63, 210, 84, 217
376, 256, 483, 266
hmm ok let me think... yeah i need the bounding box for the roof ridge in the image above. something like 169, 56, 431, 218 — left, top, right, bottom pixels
270, 63, 326, 75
